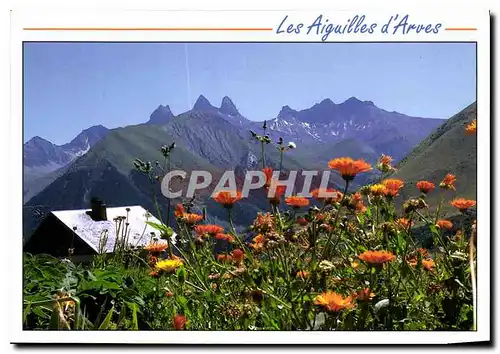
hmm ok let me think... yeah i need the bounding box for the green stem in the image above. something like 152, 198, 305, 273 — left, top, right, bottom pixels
469, 226, 477, 331
279, 150, 283, 175
321, 180, 349, 259
166, 155, 172, 227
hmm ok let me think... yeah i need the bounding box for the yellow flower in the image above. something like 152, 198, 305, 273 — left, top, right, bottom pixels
155, 258, 183, 274
370, 184, 387, 197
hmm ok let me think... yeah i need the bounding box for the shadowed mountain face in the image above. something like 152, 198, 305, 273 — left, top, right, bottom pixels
24, 95, 449, 238
146, 105, 174, 126
23, 125, 110, 202
254, 97, 444, 162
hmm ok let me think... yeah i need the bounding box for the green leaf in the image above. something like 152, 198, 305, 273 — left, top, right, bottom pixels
98, 306, 115, 330
126, 302, 139, 330
146, 221, 173, 235
23, 303, 32, 324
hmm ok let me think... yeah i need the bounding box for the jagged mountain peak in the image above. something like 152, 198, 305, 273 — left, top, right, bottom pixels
147, 105, 174, 126
25, 136, 53, 146
220, 96, 240, 116
340, 96, 376, 108
68, 125, 109, 147
277, 105, 297, 118
193, 95, 216, 111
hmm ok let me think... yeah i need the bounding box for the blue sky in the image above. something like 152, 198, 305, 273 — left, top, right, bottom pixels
24, 42, 476, 145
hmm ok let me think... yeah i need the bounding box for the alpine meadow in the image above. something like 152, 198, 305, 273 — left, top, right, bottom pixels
22, 42, 478, 332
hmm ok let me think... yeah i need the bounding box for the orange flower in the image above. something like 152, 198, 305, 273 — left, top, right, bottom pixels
213, 190, 243, 208
285, 196, 310, 208
440, 173, 456, 191
296, 271, 309, 280
376, 154, 395, 172
396, 218, 413, 230
173, 315, 187, 330
416, 248, 429, 258
143, 241, 169, 253
194, 224, 224, 237
311, 188, 341, 203
252, 212, 276, 233
351, 261, 360, 269
422, 259, 435, 271
267, 183, 287, 205
450, 198, 476, 212
465, 119, 477, 135
231, 249, 245, 263
182, 213, 204, 225
328, 157, 372, 181
416, 180, 435, 194
215, 233, 235, 243
262, 167, 273, 187
348, 192, 367, 213
358, 250, 395, 265
174, 204, 185, 218
381, 179, 404, 197
436, 219, 453, 230
216, 254, 232, 263
313, 291, 355, 312
250, 234, 265, 250
354, 288, 375, 302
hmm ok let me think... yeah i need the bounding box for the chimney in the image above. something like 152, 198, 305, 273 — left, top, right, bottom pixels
86, 197, 107, 221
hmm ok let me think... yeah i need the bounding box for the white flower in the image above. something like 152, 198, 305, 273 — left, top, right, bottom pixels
287, 142, 296, 149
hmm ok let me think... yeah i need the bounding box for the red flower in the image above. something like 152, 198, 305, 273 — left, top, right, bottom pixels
213, 190, 243, 208
215, 233, 235, 243
174, 204, 185, 218
436, 219, 453, 230
416, 181, 435, 194
440, 173, 456, 191
381, 179, 404, 197
450, 198, 476, 212
285, 196, 310, 208
173, 315, 187, 330
194, 224, 224, 237
231, 249, 245, 263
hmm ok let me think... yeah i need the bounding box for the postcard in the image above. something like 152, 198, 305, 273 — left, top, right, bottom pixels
9, 2, 491, 345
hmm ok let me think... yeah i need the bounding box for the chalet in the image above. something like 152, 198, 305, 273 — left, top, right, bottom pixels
23, 198, 173, 261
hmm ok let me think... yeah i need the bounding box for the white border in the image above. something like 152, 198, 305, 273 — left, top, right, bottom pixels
7, 1, 491, 345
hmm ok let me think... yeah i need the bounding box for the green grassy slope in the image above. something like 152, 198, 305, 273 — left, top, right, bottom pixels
392, 102, 477, 216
